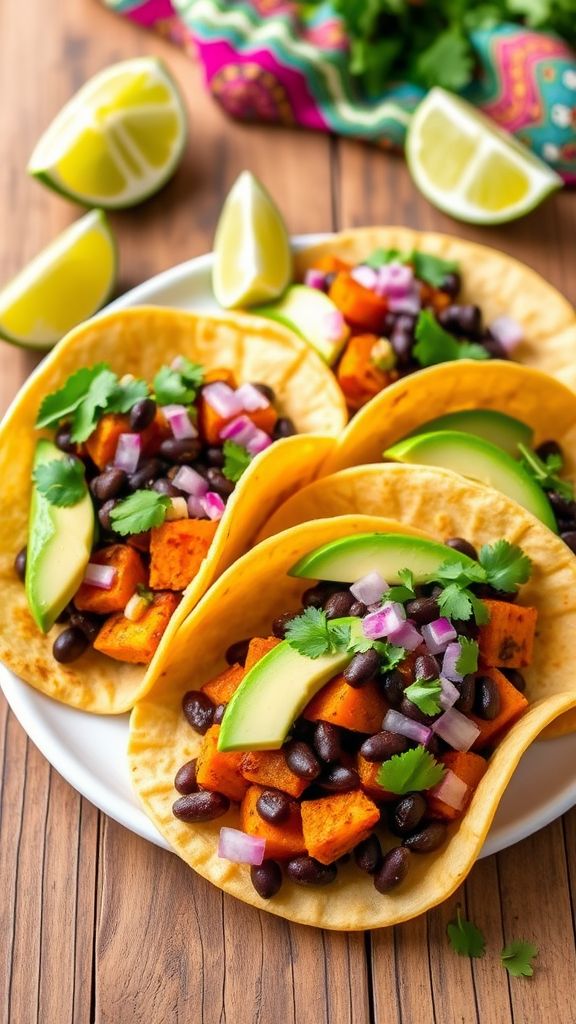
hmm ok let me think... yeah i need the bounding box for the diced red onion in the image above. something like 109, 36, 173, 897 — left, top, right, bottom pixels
172, 466, 208, 497
187, 495, 207, 519
203, 382, 243, 418
83, 563, 117, 590
246, 428, 273, 455
218, 827, 265, 866
351, 264, 378, 291
429, 769, 469, 811
219, 415, 258, 446
350, 571, 388, 605
162, 404, 198, 441
323, 309, 347, 342
442, 642, 464, 682
421, 618, 457, 655
490, 315, 524, 353
383, 709, 432, 746
375, 262, 414, 299
432, 708, 480, 752
200, 491, 226, 521
304, 268, 328, 291
114, 432, 141, 474
387, 620, 423, 651
439, 677, 460, 710
388, 292, 421, 316
362, 601, 406, 640
235, 382, 270, 412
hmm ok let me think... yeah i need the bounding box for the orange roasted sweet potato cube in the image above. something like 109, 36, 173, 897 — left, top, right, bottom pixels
240, 750, 308, 798
149, 519, 219, 591
74, 545, 147, 615
85, 410, 170, 469
93, 592, 179, 664
244, 636, 281, 672
301, 791, 380, 864
303, 676, 388, 733
247, 404, 278, 436
313, 254, 352, 274
328, 272, 389, 333
478, 600, 537, 668
201, 663, 245, 705
195, 725, 248, 803
470, 667, 529, 751
336, 334, 391, 410
198, 396, 277, 446
240, 785, 305, 860
203, 367, 237, 386
356, 754, 396, 802
427, 751, 488, 822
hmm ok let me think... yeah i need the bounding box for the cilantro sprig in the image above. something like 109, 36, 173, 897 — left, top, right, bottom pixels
430, 541, 532, 623
455, 637, 479, 675
413, 311, 489, 368
284, 608, 351, 659
365, 248, 459, 289
377, 746, 445, 795
518, 443, 574, 502
109, 490, 170, 536
447, 908, 486, 958
36, 364, 150, 443
403, 677, 442, 716
501, 940, 539, 978
222, 440, 253, 483
33, 456, 87, 507
387, 568, 416, 604
153, 357, 204, 406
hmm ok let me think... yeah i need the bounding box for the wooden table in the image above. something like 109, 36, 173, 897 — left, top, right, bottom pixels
1, 3, 576, 1021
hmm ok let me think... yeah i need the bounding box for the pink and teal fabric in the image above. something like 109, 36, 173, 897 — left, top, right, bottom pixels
104, 0, 576, 182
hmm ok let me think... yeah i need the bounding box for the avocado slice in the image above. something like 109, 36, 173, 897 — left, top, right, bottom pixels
385, 430, 557, 533
218, 617, 356, 752
253, 284, 349, 366
26, 439, 95, 632
290, 532, 475, 583
409, 409, 533, 457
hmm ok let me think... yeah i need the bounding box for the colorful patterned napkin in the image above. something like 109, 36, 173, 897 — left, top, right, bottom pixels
105, 0, 576, 183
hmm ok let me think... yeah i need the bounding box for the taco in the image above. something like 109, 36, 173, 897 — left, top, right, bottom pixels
128, 510, 576, 930
290, 227, 576, 409
0, 305, 346, 713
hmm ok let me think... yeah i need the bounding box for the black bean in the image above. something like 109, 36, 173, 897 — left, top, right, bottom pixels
414, 653, 439, 680
291, 718, 315, 743
127, 457, 165, 491
318, 765, 360, 792
474, 675, 501, 720
405, 596, 440, 625
129, 397, 156, 432
55, 422, 76, 453
536, 440, 562, 461
561, 531, 576, 554
354, 834, 383, 875
213, 704, 226, 725
152, 478, 185, 498
160, 437, 202, 464
390, 794, 427, 836
399, 696, 436, 725
349, 600, 367, 617
313, 722, 343, 764
390, 328, 413, 367
360, 730, 408, 762
502, 668, 526, 693
14, 547, 27, 581
481, 334, 509, 359
302, 583, 338, 608
98, 499, 118, 533
69, 610, 101, 644
343, 648, 380, 688
438, 304, 482, 337
323, 590, 355, 619
250, 860, 283, 899
52, 627, 89, 663
272, 417, 296, 440
403, 822, 447, 853
374, 847, 411, 893
225, 638, 251, 666
206, 467, 235, 498
548, 491, 576, 520
455, 674, 476, 714
256, 789, 291, 824
172, 790, 230, 822
381, 670, 407, 708
284, 740, 321, 780
440, 271, 461, 299
205, 446, 225, 468
182, 691, 215, 734
285, 855, 337, 886
174, 758, 198, 795
272, 611, 297, 639
444, 537, 478, 560
90, 466, 127, 502
252, 382, 276, 403
55, 604, 72, 624
457, 619, 480, 640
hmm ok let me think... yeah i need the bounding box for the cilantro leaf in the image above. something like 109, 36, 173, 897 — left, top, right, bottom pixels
285, 608, 350, 660
434, 558, 486, 586
413, 27, 474, 91
109, 490, 170, 536
36, 364, 110, 429
437, 584, 474, 622
500, 940, 538, 978
364, 248, 411, 269
413, 311, 490, 368
387, 568, 416, 604
518, 443, 574, 502
153, 358, 204, 406
447, 907, 486, 958
70, 368, 119, 443
456, 637, 479, 675
222, 440, 253, 483
347, 624, 405, 672
377, 746, 445, 795
411, 252, 459, 289
404, 677, 442, 716
106, 377, 149, 414
478, 540, 532, 593
33, 457, 87, 507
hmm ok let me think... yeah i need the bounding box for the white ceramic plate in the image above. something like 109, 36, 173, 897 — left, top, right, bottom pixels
2, 237, 576, 857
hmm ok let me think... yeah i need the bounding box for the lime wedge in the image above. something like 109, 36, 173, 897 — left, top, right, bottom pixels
0, 210, 116, 349
28, 57, 187, 209
212, 171, 292, 308
406, 88, 562, 225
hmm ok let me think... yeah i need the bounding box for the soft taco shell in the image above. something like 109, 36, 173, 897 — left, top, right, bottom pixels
295, 227, 576, 387
260, 464, 576, 738
128, 513, 576, 930
0, 306, 346, 713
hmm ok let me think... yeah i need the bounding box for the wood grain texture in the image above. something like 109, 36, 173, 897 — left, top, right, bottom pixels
0, 0, 575, 1021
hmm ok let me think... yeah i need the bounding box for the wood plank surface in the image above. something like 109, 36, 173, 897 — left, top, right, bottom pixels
0, 1, 575, 1022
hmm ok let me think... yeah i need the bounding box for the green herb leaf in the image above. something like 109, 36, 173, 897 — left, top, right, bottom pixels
434, 557, 487, 586
106, 377, 149, 414
437, 584, 474, 622
222, 440, 253, 483
413, 311, 490, 368
377, 746, 445, 795
456, 637, 479, 675
404, 677, 442, 715
285, 608, 350, 660
364, 248, 411, 269
109, 490, 170, 536
411, 251, 459, 288
387, 568, 417, 603
153, 358, 204, 406
447, 907, 486, 958
347, 624, 405, 672
478, 539, 532, 593
33, 457, 87, 507
36, 364, 111, 429
71, 368, 120, 442
518, 443, 574, 502
500, 940, 538, 977
413, 27, 474, 91
136, 582, 155, 604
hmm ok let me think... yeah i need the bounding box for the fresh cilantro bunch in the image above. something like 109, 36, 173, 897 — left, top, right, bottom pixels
518, 443, 574, 502
33, 456, 88, 507
36, 364, 149, 443
412, 311, 489, 368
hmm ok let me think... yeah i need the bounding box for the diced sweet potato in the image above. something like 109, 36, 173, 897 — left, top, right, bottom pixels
203, 367, 237, 386
240, 750, 308, 798
313, 255, 352, 274
247, 404, 278, 436
240, 784, 305, 859
478, 600, 537, 668
74, 545, 147, 614
195, 725, 248, 802
470, 667, 529, 751
85, 410, 169, 469
336, 334, 391, 410
201, 663, 245, 705
127, 531, 151, 553
356, 754, 396, 802
149, 519, 219, 591
328, 272, 389, 333
303, 676, 388, 733
244, 636, 281, 672
198, 395, 277, 445
93, 591, 179, 664
427, 751, 488, 822
301, 791, 380, 865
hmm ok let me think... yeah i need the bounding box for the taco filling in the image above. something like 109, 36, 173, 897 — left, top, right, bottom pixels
169, 532, 535, 900
16, 358, 295, 667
